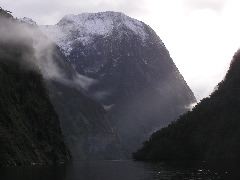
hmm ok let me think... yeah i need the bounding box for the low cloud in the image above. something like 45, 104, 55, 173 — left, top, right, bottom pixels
74, 74, 97, 90
0, 16, 95, 91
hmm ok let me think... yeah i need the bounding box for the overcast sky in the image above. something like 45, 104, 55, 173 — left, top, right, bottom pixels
2, 0, 240, 100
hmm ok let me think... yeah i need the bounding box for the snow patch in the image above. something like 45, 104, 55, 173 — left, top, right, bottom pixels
103, 104, 115, 111
19, 17, 37, 26
142, 58, 148, 64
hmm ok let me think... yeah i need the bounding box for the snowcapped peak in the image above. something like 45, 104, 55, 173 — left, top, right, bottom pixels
58, 11, 130, 25
57, 11, 146, 37
19, 17, 37, 26
40, 11, 148, 56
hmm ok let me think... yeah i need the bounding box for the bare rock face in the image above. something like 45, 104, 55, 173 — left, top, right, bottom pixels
41, 11, 196, 155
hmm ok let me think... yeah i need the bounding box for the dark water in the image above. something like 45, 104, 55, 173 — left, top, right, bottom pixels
0, 160, 239, 180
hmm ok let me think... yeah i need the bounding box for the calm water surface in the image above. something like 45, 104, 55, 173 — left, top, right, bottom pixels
0, 160, 239, 180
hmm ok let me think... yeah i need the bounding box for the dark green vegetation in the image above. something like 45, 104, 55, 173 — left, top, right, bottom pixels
133, 50, 240, 161
0, 9, 70, 166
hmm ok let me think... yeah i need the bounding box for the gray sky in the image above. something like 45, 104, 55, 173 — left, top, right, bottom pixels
2, 0, 240, 101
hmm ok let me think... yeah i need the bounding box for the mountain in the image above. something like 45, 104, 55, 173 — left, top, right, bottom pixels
0, 9, 70, 166
133, 50, 240, 161
47, 80, 124, 160
41, 12, 196, 154
43, 52, 124, 160
19, 14, 124, 160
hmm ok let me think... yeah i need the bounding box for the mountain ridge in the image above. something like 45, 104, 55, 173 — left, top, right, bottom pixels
40, 11, 152, 57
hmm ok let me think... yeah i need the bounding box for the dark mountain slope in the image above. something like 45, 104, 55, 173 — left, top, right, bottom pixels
133, 50, 240, 161
42, 52, 124, 159
47, 80, 124, 160
41, 48, 125, 159
0, 10, 70, 166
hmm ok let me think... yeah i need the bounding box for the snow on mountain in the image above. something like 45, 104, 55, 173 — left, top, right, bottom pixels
19, 17, 37, 26
40, 11, 148, 57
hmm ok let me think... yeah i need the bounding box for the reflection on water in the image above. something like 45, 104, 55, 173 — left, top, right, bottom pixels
0, 160, 239, 180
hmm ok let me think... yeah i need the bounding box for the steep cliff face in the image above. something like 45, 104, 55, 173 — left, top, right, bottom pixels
41, 12, 196, 154
0, 10, 70, 166
47, 80, 124, 160
41, 54, 124, 159
133, 50, 240, 161
39, 46, 124, 159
